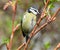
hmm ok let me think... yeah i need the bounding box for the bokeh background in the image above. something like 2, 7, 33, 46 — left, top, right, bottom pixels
0, 0, 60, 50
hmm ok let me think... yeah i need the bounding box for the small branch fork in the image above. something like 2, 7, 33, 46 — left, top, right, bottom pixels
3, 0, 60, 50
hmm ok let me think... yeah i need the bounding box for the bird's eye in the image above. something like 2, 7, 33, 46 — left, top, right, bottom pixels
28, 9, 31, 13
34, 10, 37, 12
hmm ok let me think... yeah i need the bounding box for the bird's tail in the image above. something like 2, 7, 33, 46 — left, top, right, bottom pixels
26, 35, 29, 42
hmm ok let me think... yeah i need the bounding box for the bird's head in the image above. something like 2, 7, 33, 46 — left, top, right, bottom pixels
27, 7, 40, 15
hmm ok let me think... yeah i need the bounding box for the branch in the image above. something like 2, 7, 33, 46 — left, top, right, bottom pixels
17, 43, 26, 50
7, 0, 18, 50
24, 0, 50, 50
3, 0, 12, 10
54, 43, 60, 50
13, 24, 20, 32
24, 8, 60, 50
17, 0, 50, 50
35, 8, 60, 36
30, 0, 50, 40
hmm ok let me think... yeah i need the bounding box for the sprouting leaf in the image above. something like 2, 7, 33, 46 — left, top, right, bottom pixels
48, 3, 55, 9
44, 41, 50, 49
2, 37, 9, 44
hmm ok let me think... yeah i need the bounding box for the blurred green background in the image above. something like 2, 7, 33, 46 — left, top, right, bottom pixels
0, 0, 60, 50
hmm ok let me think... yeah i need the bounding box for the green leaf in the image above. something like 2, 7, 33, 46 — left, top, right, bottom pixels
2, 37, 9, 44
44, 41, 50, 49
48, 3, 55, 9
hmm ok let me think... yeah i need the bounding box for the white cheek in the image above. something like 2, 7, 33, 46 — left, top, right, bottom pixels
30, 9, 37, 15
33, 12, 37, 15
32, 10, 37, 15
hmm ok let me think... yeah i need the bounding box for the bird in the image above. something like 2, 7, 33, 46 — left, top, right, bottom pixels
21, 7, 39, 42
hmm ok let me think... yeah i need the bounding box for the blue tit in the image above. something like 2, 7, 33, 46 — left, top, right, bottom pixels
21, 7, 39, 42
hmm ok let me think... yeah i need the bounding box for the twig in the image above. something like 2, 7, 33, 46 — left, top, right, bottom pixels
13, 24, 20, 32
24, 0, 50, 50
3, 0, 12, 10
35, 8, 60, 35
44, 0, 50, 10
17, 43, 26, 50
51, 8, 60, 20
8, 0, 18, 50
54, 43, 60, 50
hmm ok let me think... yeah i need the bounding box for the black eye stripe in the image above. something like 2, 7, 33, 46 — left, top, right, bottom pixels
30, 8, 37, 12
34, 10, 37, 12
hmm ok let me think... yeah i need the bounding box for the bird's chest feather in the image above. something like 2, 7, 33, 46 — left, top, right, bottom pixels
22, 13, 36, 32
